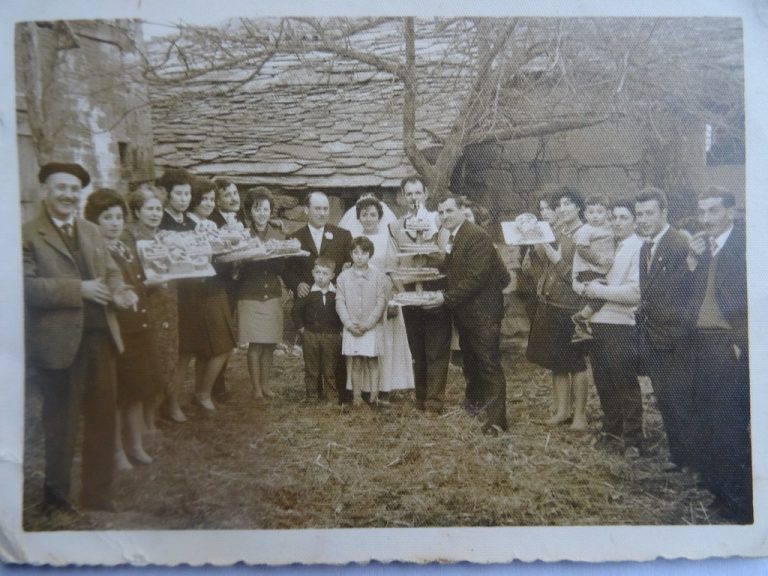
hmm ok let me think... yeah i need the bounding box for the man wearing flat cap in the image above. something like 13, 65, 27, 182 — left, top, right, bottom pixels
23, 162, 136, 512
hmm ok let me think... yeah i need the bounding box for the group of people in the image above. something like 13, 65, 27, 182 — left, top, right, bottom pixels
521, 185, 750, 523
24, 161, 750, 524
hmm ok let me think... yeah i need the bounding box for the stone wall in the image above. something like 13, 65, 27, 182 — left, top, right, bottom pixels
453, 117, 745, 227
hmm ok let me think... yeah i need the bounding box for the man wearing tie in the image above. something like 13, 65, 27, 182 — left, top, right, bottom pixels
24, 162, 135, 512
685, 187, 751, 522
284, 191, 352, 403
429, 195, 510, 435
634, 187, 694, 473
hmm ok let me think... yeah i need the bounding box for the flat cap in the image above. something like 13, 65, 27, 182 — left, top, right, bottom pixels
38, 162, 91, 188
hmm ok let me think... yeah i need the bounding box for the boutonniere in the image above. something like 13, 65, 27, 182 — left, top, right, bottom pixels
324, 231, 334, 240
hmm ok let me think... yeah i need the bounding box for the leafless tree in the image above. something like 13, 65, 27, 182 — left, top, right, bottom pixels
142, 17, 742, 199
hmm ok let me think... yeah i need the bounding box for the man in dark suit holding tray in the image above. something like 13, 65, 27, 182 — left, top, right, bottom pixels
427, 194, 510, 435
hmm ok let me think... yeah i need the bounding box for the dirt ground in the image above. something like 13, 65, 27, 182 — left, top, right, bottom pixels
23, 340, 725, 530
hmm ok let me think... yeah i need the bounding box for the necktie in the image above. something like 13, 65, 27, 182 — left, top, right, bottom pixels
644, 240, 654, 272
446, 234, 455, 254
61, 223, 74, 239
710, 237, 718, 256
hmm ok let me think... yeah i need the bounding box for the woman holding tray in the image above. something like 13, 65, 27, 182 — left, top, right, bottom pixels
125, 184, 180, 427
86, 189, 159, 469
158, 167, 195, 232
173, 176, 237, 413
236, 186, 287, 399
343, 195, 414, 399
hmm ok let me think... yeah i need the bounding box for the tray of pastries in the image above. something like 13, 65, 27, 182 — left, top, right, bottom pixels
196, 221, 252, 254
137, 232, 216, 283
216, 237, 309, 263
388, 267, 445, 283
396, 243, 442, 256
391, 290, 444, 307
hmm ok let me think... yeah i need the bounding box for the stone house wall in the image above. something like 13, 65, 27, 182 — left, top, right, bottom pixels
16, 20, 155, 222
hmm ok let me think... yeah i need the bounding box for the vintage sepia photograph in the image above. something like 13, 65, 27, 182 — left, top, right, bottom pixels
3, 0, 767, 567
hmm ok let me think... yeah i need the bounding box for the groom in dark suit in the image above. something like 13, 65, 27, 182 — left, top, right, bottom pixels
685, 187, 751, 522
285, 191, 352, 403
635, 187, 695, 472
429, 195, 510, 434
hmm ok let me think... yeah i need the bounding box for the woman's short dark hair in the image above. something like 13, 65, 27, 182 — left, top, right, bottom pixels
127, 185, 164, 221
242, 186, 275, 215
156, 167, 191, 194
189, 176, 216, 212
351, 235, 375, 256
463, 199, 491, 230
355, 196, 383, 220
84, 188, 127, 224
550, 186, 585, 218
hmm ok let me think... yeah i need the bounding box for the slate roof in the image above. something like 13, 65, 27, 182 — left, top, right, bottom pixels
147, 20, 470, 191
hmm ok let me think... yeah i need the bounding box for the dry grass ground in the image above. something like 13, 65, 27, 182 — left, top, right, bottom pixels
23, 341, 724, 530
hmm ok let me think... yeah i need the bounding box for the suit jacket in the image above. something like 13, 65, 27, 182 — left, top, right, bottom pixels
442, 221, 510, 323
283, 224, 352, 293
23, 210, 125, 369
209, 208, 247, 229
637, 226, 693, 348
687, 224, 748, 346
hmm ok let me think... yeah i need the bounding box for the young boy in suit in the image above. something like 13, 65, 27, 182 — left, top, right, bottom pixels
292, 257, 343, 401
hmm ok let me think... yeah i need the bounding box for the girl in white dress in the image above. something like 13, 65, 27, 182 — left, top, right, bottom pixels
335, 236, 388, 405
341, 196, 415, 399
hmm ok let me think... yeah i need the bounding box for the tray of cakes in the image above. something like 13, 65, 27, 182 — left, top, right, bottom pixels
215, 237, 309, 263
195, 220, 252, 255
390, 290, 444, 307
396, 242, 442, 257
388, 267, 445, 284
136, 231, 216, 284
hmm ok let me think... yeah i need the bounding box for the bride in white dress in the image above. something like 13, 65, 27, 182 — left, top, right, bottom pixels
339, 195, 414, 395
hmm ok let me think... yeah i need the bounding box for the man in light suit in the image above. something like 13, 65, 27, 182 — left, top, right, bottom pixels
685, 187, 751, 522
635, 187, 694, 473
24, 162, 135, 512
284, 191, 352, 403
429, 195, 510, 434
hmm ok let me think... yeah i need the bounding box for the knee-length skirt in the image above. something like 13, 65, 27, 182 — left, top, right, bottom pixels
526, 302, 587, 373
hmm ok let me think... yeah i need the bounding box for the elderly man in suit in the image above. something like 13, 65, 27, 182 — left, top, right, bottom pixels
284, 191, 352, 403
635, 187, 694, 473
284, 191, 353, 295
685, 187, 751, 522
24, 162, 135, 512
428, 194, 510, 434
